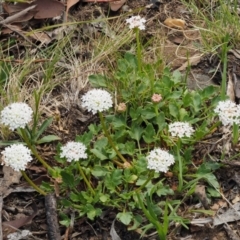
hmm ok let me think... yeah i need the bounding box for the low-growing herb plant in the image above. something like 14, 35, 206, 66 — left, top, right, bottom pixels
0, 14, 229, 239
55, 63, 221, 240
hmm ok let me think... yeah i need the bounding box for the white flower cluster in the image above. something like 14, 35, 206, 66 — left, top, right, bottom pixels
60, 141, 87, 162
126, 16, 146, 30
146, 148, 175, 173
168, 122, 194, 138
0, 102, 33, 130
1, 144, 32, 171
81, 89, 113, 114
214, 100, 240, 126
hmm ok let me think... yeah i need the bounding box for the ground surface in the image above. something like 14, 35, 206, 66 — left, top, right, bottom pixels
1, 0, 240, 239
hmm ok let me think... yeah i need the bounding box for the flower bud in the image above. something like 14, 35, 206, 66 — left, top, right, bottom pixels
151, 94, 162, 103
116, 103, 127, 113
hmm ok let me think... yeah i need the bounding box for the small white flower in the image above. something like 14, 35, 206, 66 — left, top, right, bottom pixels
214, 100, 240, 126
126, 15, 146, 30
169, 122, 194, 138
146, 148, 175, 173
81, 89, 113, 114
0, 102, 33, 131
1, 144, 32, 171
60, 141, 87, 162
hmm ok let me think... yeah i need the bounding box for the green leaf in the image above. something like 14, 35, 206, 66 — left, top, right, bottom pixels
70, 192, 84, 202
134, 155, 148, 175
169, 103, 179, 118
59, 218, 71, 227
207, 187, 221, 197
167, 91, 182, 99
91, 166, 108, 177
75, 131, 93, 145
59, 213, 71, 227
94, 137, 108, 150
143, 123, 156, 144
172, 70, 182, 84
99, 194, 109, 203
33, 118, 53, 141
89, 74, 108, 88
117, 212, 133, 225
106, 115, 126, 128
129, 107, 141, 120
141, 108, 156, 120
203, 173, 220, 190
128, 215, 142, 230
192, 93, 201, 112
154, 112, 166, 131
84, 204, 102, 220
36, 135, 61, 144
118, 141, 136, 155
129, 125, 144, 141
0, 61, 11, 85
91, 149, 108, 160
104, 169, 123, 191
124, 168, 138, 183
61, 171, 75, 188
124, 52, 137, 68
60, 199, 72, 207
200, 85, 217, 99
0, 140, 24, 146
179, 108, 188, 121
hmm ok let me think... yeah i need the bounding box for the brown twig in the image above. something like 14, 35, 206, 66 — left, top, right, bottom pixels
0, 5, 36, 25
45, 194, 61, 240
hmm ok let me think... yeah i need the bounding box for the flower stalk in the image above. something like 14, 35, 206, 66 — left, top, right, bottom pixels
135, 28, 142, 71
20, 128, 53, 170
176, 139, 183, 191
99, 112, 128, 164
21, 171, 47, 196
77, 162, 95, 196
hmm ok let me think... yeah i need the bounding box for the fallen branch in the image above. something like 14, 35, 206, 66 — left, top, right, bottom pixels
45, 194, 61, 240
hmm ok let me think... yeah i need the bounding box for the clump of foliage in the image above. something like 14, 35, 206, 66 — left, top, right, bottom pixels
1, 13, 234, 240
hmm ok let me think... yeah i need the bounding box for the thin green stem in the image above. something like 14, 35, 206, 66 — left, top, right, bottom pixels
134, 171, 154, 193
135, 28, 142, 71
154, 104, 159, 116
99, 112, 128, 164
20, 128, 53, 171
137, 140, 142, 154
177, 139, 183, 191
21, 171, 47, 196
233, 122, 239, 146
77, 162, 95, 196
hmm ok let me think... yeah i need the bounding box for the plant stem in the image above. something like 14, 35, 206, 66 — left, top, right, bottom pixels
136, 192, 166, 240
21, 171, 47, 196
233, 122, 239, 146
154, 104, 159, 116
77, 162, 95, 196
177, 139, 183, 191
99, 112, 128, 164
135, 171, 154, 192
135, 28, 142, 71
20, 128, 53, 171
